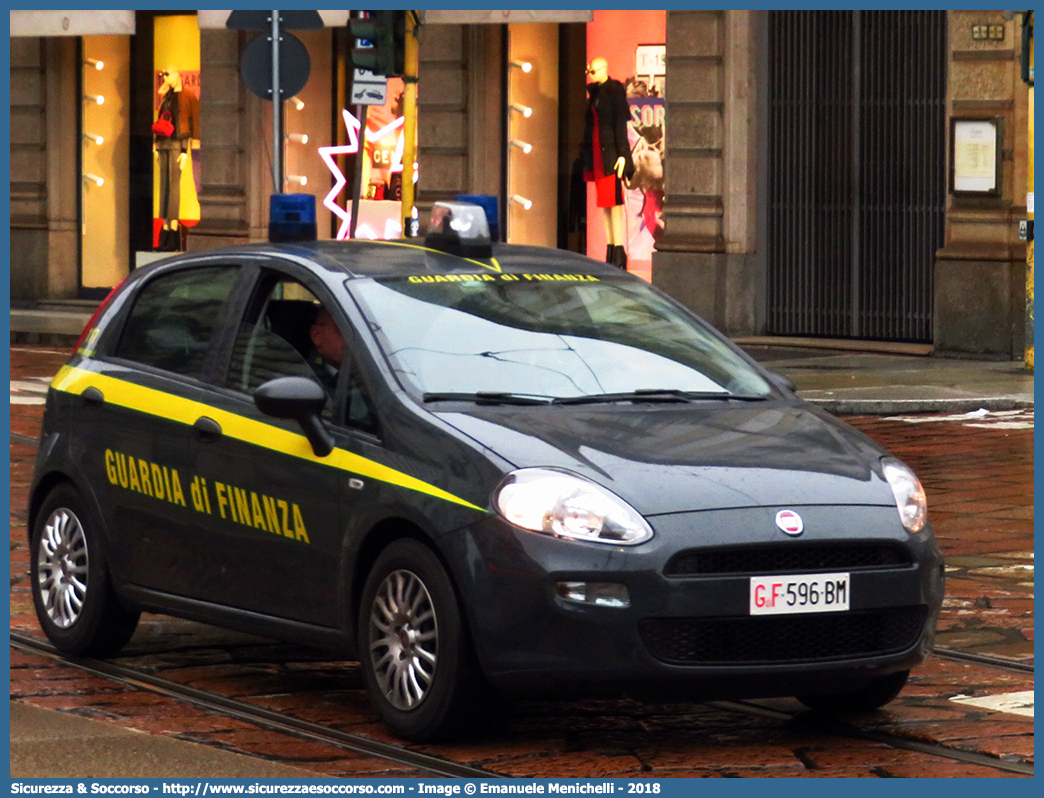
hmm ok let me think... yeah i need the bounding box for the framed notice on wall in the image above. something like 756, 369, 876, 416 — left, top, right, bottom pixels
950, 117, 1003, 196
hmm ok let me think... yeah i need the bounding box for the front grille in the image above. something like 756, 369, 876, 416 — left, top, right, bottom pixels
639, 606, 927, 665
665, 543, 911, 577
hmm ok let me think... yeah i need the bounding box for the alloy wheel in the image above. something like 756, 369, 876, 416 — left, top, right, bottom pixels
368, 569, 439, 710
36, 507, 89, 629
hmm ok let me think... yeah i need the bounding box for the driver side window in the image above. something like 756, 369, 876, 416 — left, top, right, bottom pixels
226, 273, 379, 435
226, 280, 320, 396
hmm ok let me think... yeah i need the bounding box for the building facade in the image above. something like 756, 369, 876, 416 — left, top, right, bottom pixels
9, 9, 1032, 358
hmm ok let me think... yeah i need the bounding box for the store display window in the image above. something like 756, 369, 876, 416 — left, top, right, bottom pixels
584, 10, 665, 277
152, 14, 201, 251
321, 78, 411, 240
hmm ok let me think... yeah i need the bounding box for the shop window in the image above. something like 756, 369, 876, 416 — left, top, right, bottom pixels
152, 14, 201, 252
582, 10, 666, 279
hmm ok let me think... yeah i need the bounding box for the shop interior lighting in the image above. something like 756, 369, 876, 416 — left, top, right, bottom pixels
286, 133, 309, 144
510, 194, 532, 210
290, 96, 305, 110
82, 173, 104, 187
287, 174, 308, 186
510, 59, 532, 73
84, 94, 105, 105
82, 133, 104, 145
510, 139, 532, 154
510, 103, 533, 118
84, 57, 104, 70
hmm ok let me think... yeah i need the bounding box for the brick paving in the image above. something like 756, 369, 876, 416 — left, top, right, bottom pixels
9, 346, 1033, 777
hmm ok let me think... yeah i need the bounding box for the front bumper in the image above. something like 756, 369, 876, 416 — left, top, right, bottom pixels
442, 504, 945, 698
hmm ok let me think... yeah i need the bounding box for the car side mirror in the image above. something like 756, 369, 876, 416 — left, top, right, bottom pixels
766, 370, 797, 393
254, 376, 335, 457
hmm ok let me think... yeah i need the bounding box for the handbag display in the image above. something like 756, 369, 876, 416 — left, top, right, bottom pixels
152, 110, 174, 138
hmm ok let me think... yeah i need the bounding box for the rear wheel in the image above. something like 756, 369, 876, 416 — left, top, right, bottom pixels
796, 670, 910, 713
30, 484, 139, 656
358, 538, 485, 741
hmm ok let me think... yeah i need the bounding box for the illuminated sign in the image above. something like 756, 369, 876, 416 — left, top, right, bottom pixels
318, 109, 412, 240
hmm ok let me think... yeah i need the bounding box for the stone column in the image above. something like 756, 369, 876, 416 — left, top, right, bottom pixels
652, 10, 758, 335
190, 27, 260, 248
934, 10, 1029, 358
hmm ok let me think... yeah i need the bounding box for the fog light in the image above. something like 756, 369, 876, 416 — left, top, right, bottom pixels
556, 581, 630, 608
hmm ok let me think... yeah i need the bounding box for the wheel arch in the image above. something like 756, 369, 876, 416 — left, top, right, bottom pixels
350, 516, 432, 631
28, 471, 81, 543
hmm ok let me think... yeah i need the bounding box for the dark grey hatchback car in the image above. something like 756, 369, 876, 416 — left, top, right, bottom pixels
29, 203, 944, 741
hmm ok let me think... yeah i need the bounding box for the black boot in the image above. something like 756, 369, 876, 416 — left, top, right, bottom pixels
612, 244, 628, 271
605, 244, 614, 264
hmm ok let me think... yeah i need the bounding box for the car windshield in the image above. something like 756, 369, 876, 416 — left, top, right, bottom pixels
350, 272, 773, 402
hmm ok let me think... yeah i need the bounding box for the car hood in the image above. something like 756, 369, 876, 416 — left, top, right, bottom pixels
433, 402, 895, 516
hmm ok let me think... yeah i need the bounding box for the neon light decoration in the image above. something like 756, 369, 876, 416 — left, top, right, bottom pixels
318, 109, 412, 240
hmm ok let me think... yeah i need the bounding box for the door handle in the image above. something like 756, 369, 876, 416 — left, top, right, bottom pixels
193, 416, 222, 442
81, 386, 104, 407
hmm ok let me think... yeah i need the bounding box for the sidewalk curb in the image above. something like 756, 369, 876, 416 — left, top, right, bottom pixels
804, 396, 1034, 415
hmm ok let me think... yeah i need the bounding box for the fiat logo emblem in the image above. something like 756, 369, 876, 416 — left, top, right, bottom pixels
775, 509, 804, 536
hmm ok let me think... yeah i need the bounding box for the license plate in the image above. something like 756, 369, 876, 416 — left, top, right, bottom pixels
749, 572, 850, 616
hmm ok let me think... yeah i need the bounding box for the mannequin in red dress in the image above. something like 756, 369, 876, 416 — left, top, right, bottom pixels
580, 57, 635, 270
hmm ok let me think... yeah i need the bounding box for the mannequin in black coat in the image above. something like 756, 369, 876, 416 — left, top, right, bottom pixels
580, 57, 635, 270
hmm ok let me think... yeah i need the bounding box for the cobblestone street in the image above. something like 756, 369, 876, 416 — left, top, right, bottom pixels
9, 346, 1033, 777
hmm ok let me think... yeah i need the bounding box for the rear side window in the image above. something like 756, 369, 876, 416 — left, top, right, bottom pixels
115, 266, 238, 379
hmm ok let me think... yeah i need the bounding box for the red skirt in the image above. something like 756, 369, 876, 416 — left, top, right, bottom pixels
590, 108, 624, 208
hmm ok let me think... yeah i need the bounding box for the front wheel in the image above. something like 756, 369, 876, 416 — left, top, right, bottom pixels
796, 669, 910, 713
358, 538, 486, 741
30, 484, 140, 656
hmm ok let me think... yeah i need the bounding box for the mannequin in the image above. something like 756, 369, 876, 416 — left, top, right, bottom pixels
154, 68, 200, 249
580, 57, 635, 270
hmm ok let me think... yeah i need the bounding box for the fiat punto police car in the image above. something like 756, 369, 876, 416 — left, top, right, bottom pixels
29, 202, 943, 741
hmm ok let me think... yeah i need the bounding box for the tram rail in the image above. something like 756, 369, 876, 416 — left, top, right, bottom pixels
9, 426, 1033, 778
10, 632, 498, 779
10, 631, 1033, 778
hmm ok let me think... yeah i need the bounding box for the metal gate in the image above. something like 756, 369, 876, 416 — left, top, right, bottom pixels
766, 11, 947, 342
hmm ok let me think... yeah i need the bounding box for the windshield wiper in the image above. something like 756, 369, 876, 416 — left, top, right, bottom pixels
423, 392, 552, 406
551, 389, 767, 405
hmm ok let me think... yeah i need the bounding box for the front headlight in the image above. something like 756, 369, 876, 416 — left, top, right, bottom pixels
882, 457, 927, 534
493, 468, 653, 545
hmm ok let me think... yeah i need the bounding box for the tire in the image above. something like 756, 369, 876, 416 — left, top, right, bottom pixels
796, 669, 910, 713
30, 483, 140, 657
357, 538, 486, 741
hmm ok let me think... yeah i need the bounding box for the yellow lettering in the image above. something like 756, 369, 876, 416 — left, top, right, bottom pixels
162, 466, 174, 503
116, 452, 129, 488
150, 464, 166, 501
201, 479, 211, 513
138, 460, 153, 497
278, 500, 292, 538
170, 470, 187, 507
250, 492, 267, 532
127, 458, 142, 493
233, 488, 251, 526
190, 476, 206, 512
215, 482, 229, 519
105, 450, 118, 485
262, 496, 281, 534
408, 275, 421, 283
292, 504, 309, 543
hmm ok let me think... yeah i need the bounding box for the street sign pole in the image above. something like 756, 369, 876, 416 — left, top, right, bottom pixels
271, 10, 282, 194
349, 104, 368, 239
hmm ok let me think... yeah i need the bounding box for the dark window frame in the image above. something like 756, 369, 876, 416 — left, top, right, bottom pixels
108, 262, 245, 383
